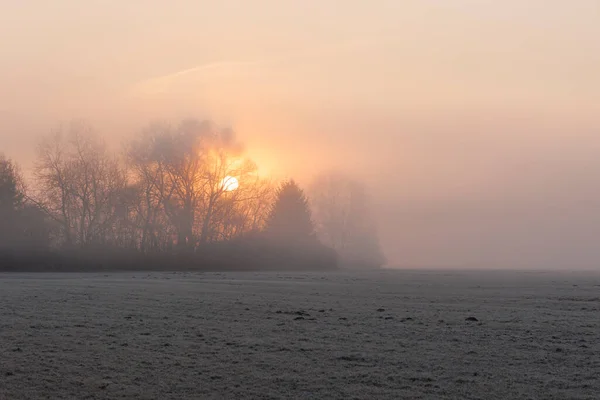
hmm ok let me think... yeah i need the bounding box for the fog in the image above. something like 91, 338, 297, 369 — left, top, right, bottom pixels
1, 0, 599, 268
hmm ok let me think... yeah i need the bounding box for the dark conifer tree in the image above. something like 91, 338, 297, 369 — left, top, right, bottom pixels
0, 156, 25, 249
0, 155, 24, 212
0, 156, 50, 252
265, 180, 317, 244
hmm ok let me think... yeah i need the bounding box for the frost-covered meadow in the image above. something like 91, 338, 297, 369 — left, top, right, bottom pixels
1, 270, 599, 399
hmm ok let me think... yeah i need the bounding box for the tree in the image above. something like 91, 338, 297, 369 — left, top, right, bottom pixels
208, 176, 275, 241
309, 172, 385, 268
127, 123, 175, 253
2, 117, 340, 272
194, 128, 257, 245
0, 155, 50, 251
33, 121, 127, 248
0, 155, 25, 249
0, 155, 24, 211
128, 119, 261, 252
265, 180, 317, 244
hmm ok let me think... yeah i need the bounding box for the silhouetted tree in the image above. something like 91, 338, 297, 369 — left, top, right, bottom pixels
1, 118, 337, 272
33, 121, 127, 248
128, 119, 261, 252
265, 180, 317, 244
209, 176, 275, 241
0, 155, 50, 251
0, 155, 25, 249
0, 155, 24, 211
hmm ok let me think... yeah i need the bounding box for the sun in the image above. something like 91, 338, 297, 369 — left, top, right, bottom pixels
221, 176, 239, 192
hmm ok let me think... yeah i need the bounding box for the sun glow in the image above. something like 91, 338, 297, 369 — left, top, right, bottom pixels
221, 176, 239, 191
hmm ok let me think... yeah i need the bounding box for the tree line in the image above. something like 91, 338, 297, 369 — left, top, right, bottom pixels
0, 119, 384, 271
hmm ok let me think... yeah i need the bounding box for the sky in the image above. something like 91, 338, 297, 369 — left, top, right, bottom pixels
1, 0, 599, 268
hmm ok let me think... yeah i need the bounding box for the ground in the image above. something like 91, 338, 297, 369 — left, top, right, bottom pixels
1, 270, 599, 399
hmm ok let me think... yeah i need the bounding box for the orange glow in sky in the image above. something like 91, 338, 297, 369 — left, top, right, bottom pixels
1, 0, 599, 268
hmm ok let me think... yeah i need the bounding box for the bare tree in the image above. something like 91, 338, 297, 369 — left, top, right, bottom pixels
309, 172, 385, 268
33, 121, 127, 248
127, 124, 173, 252
196, 151, 258, 245
210, 176, 275, 241
128, 119, 262, 252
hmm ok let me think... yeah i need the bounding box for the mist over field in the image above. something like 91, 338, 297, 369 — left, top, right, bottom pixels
1, 0, 599, 269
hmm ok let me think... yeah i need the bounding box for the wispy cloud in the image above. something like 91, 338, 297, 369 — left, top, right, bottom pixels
128, 37, 388, 98
129, 60, 265, 96
156, 60, 264, 80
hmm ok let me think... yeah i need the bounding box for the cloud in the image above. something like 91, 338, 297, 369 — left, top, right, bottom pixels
126, 36, 389, 98
128, 60, 265, 97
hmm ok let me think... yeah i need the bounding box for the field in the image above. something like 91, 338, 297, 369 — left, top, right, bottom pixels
1, 270, 599, 399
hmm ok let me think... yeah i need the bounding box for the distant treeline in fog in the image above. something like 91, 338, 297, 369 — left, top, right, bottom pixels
0, 119, 384, 272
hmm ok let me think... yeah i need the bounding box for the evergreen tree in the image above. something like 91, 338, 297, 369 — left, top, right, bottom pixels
0, 155, 50, 251
265, 180, 316, 244
0, 155, 24, 212
0, 156, 25, 249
